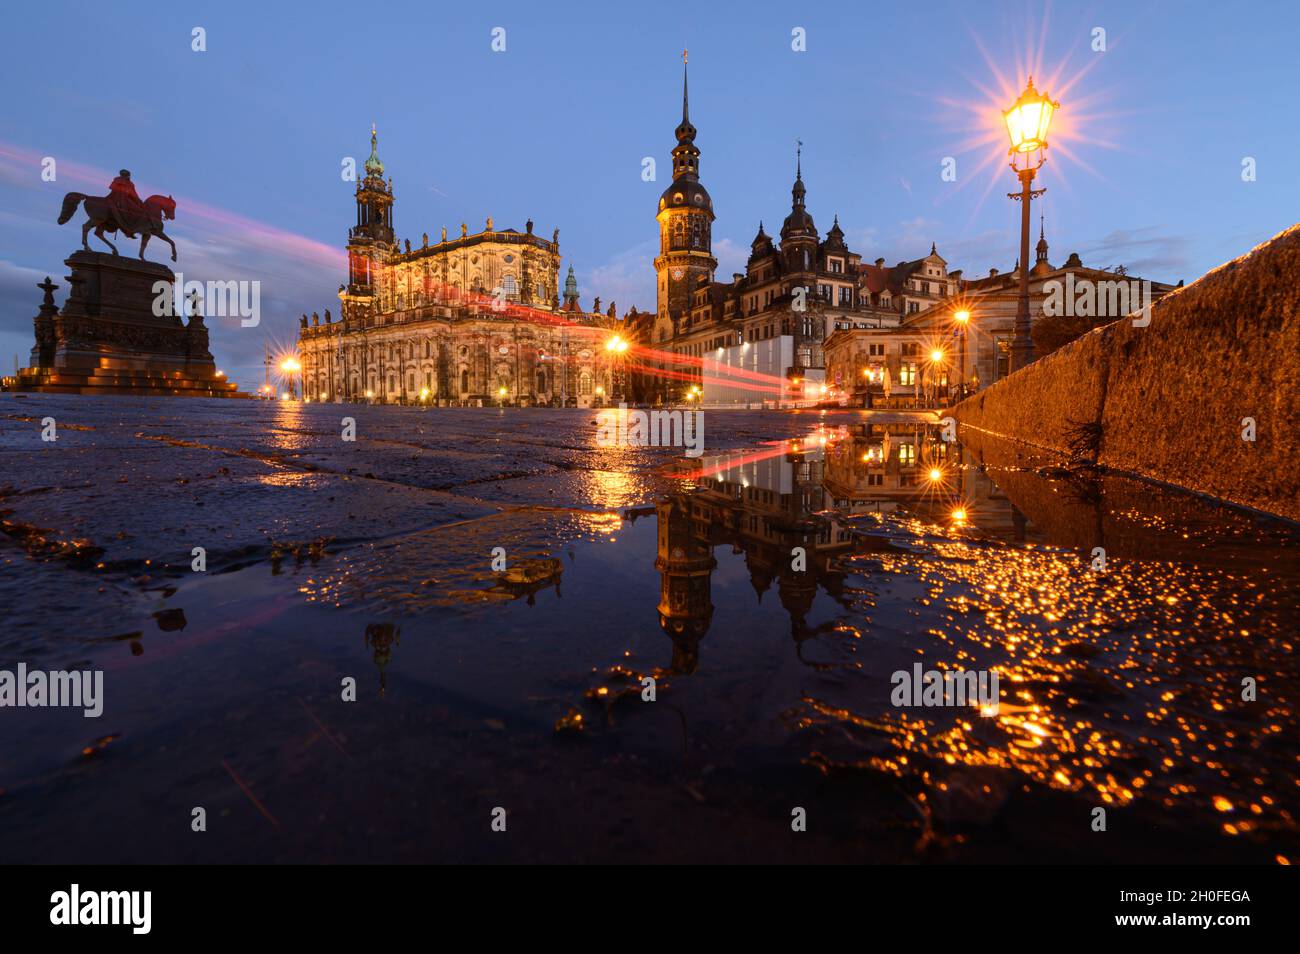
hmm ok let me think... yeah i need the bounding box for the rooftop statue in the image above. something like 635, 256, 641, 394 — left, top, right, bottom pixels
57, 169, 178, 262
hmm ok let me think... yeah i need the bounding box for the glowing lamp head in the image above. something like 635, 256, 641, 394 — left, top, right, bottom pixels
280, 357, 301, 373
954, 309, 970, 324
930, 349, 945, 363
498, 386, 508, 397
1003, 77, 1059, 154
605, 335, 628, 353
928, 467, 943, 482
951, 507, 968, 523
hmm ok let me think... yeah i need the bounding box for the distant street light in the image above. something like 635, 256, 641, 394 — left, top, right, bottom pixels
605, 334, 629, 402
953, 309, 971, 398
1003, 77, 1060, 373
280, 356, 302, 401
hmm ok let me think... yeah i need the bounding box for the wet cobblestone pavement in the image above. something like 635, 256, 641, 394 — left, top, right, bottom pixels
1, 395, 1297, 863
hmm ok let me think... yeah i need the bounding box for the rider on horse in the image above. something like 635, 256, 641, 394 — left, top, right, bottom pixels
107, 170, 150, 237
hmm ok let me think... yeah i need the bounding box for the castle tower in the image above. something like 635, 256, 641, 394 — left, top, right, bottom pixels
779, 144, 819, 276
654, 52, 716, 334
1033, 215, 1052, 275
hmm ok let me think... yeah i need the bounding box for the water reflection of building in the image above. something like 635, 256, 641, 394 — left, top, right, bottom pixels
822, 423, 956, 513
655, 495, 716, 674
649, 425, 1089, 668
821, 423, 1045, 544
653, 444, 857, 666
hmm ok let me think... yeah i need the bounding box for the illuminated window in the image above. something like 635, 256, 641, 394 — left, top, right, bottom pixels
899, 443, 916, 465
899, 363, 917, 386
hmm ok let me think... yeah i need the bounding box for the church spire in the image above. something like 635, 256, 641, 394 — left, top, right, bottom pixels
364, 123, 384, 177
681, 49, 689, 126
674, 50, 697, 148
791, 139, 806, 207
562, 264, 580, 311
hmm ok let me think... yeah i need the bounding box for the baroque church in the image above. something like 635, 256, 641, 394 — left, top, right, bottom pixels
297, 128, 629, 406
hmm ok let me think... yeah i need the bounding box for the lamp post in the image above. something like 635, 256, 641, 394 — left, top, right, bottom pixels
953, 309, 970, 398
1003, 77, 1059, 373
604, 333, 629, 403
280, 357, 301, 401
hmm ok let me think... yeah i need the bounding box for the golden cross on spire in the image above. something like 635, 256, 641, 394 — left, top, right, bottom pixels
682, 49, 688, 64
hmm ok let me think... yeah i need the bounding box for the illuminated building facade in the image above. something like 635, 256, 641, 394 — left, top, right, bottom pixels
297, 128, 628, 406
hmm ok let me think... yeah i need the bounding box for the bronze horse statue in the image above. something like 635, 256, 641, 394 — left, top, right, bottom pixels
58, 192, 178, 262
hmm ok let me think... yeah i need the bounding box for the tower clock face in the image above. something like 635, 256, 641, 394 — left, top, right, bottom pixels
671, 268, 684, 280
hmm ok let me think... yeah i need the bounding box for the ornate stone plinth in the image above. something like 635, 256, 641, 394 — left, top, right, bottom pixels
4, 251, 241, 397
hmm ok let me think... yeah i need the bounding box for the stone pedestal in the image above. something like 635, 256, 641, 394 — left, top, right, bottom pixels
4, 251, 241, 397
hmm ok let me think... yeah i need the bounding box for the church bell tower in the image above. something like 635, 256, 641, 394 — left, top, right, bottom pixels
342, 125, 395, 325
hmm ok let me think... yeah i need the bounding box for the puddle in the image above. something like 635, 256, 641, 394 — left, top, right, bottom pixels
1, 417, 1296, 863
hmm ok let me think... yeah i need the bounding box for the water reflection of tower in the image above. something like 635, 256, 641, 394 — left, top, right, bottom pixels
777, 539, 819, 639
364, 622, 400, 694
655, 495, 716, 674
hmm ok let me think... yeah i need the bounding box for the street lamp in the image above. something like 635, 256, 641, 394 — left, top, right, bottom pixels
604, 334, 629, 402
953, 309, 971, 398
1003, 77, 1059, 373
280, 357, 301, 401
497, 385, 509, 408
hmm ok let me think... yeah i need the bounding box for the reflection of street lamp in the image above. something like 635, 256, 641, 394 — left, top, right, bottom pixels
1003, 78, 1059, 373
927, 348, 946, 407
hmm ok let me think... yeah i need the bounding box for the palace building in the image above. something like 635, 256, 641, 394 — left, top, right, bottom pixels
297, 128, 628, 406
640, 58, 961, 407
638, 59, 1174, 410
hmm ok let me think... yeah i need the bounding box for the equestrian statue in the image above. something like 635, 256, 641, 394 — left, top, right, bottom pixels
58, 170, 178, 262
